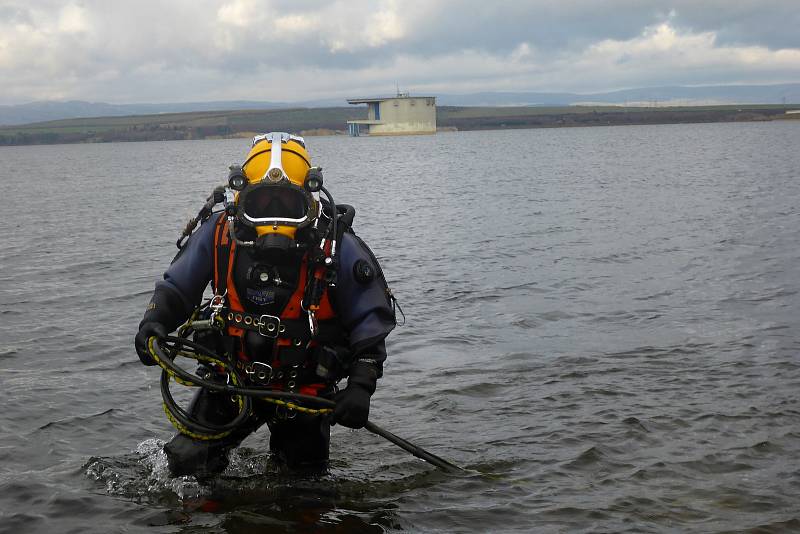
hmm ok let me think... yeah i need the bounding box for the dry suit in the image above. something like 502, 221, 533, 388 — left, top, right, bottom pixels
135, 211, 396, 477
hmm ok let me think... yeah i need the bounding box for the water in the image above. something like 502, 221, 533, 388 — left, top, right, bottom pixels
1, 122, 799, 533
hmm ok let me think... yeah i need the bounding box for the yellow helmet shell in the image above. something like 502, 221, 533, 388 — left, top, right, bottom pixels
243, 137, 311, 188
239, 134, 315, 238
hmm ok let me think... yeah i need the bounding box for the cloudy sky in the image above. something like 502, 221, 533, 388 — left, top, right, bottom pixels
1, 0, 799, 105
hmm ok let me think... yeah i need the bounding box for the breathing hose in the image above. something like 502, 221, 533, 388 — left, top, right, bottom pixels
147, 335, 464, 473
320, 185, 337, 260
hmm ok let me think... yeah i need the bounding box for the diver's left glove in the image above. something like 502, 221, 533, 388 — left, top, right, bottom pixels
135, 322, 167, 366
331, 361, 378, 429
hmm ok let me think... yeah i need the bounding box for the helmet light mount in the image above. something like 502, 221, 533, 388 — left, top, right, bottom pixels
304, 167, 323, 193
228, 165, 247, 191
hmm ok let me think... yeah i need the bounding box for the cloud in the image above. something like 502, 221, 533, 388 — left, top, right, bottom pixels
217, 0, 262, 28
564, 22, 800, 90
0, 0, 798, 104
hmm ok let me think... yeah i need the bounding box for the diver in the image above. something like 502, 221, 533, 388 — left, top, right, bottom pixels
134, 132, 396, 477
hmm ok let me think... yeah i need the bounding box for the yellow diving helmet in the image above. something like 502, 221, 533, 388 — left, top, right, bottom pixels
230, 132, 318, 239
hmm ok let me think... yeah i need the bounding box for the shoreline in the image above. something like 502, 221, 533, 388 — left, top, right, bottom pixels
0, 105, 797, 146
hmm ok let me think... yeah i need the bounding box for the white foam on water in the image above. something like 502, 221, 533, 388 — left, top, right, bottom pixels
135, 438, 210, 500
84, 438, 213, 502
221, 447, 273, 478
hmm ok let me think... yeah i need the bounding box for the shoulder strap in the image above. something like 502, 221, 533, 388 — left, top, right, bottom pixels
212, 216, 231, 295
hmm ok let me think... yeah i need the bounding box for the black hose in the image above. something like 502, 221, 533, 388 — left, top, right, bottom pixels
153, 336, 336, 408
151, 335, 464, 472
160, 371, 252, 434
176, 186, 226, 249
320, 185, 337, 259
337, 204, 355, 228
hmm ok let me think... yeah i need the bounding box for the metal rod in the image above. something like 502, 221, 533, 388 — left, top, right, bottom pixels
364, 421, 465, 473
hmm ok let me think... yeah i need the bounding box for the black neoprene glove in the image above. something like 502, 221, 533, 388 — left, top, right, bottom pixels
331, 361, 378, 429
332, 384, 371, 428
135, 322, 167, 366
133, 285, 188, 366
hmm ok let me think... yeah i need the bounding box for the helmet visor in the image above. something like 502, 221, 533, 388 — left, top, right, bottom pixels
241, 184, 309, 222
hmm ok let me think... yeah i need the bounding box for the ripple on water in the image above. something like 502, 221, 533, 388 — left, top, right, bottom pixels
84, 439, 432, 529
4, 125, 800, 532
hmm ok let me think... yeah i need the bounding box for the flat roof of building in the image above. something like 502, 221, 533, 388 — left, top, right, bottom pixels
347, 96, 436, 104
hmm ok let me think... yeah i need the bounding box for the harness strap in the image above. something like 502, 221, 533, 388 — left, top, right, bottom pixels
212, 216, 230, 295
222, 308, 340, 340
211, 215, 342, 383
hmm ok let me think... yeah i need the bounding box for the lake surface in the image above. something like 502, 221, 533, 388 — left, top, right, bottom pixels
1, 122, 799, 533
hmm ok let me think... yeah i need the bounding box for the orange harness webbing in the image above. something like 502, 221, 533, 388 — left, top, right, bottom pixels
212, 217, 336, 395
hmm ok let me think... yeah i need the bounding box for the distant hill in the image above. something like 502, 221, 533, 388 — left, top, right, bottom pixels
2, 104, 797, 146
1, 83, 799, 126
435, 84, 800, 107
0, 100, 290, 126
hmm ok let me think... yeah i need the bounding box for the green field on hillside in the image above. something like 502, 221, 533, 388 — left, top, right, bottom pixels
0, 104, 794, 145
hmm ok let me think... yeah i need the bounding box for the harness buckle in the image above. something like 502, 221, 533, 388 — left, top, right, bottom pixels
257, 314, 282, 338
245, 361, 273, 385
307, 309, 318, 338
208, 290, 228, 327
210, 290, 227, 311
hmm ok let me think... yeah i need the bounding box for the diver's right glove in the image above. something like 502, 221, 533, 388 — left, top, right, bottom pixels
134, 285, 187, 366
134, 322, 167, 366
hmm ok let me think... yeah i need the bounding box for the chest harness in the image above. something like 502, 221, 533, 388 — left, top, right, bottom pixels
209, 216, 342, 397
